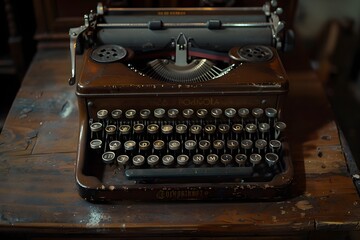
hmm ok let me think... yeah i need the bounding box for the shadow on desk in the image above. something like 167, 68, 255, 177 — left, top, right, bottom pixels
287, 73, 349, 196
0, 75, 20, 133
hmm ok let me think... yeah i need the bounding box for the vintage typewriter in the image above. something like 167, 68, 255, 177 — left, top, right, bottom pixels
69, 1, 294, 201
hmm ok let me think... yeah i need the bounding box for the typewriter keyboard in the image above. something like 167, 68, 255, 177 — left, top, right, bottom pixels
88, 107, 287, 183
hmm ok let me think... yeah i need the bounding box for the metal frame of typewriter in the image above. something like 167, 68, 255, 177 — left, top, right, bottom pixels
70, 2, 294, 201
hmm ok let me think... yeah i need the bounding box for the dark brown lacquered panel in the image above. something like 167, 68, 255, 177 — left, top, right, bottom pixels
0, 49, 359, 238
77, 48, 288, 95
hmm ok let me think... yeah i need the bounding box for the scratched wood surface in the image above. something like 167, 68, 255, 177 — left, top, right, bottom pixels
0, 49, 359, 239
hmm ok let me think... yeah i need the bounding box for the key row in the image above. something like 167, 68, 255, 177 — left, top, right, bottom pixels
91, 138, 282, 151
90, 122, 286, 140
101, 151, 280, 168
94, 107, 279, 121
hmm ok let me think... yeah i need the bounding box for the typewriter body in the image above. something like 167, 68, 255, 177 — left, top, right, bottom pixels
69, 1, 293, 201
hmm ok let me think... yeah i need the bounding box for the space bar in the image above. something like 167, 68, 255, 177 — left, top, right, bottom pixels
125, 167, 253, 181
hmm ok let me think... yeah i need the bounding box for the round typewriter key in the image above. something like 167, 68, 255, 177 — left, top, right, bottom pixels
245, 123, 257, 134
252, 108, 264, 119
269, 140, 282, 153
199, 140, 211, 151
111, 109, 122, 119
196, 109, 208, 119
133, 123, 145, 134
175, 124, 187, 134
238, 108, 249, 118
193, 154, 205, 165
139, 109, 151, 119
139, 140, 151, 151
147, 155, 159, 167
275, 121, 287, 131
119, 125, 130, 141
105, 124, 117, 135
211, 108, 222, 118
190, 125, 202, 135
124, 140, 136, 151
90, 139, 102, 150
235, 154, 247, 166
265, 108, 278, 118
169, 140, 180, 151
109, 140, 121, 151
161, 124, 173, 135
255, 139, 267, 153
274, 121, 287, 139
241, 139, 253, 149
97, 109, 108, 120
232, 123, 243, 134
249, 153, 262, 166
102, 151, 115, 164
132, 155, 145, 166
154, 108, 165, 119
241, 139, 253, 155
265, 108, 278, 129
153, 140, 165, 150
213, 140, 225, 155
227, 139, 239, 151
207, 154, 219, 165
238, 108, 249, 126
265, 153, 279, 167
225, 108, 237, 118
259, 122, 270, 133
147, 124, 159, 134
258, 122, 270, 140
90, 122, 102, 132
252, 108, 263, 125
177, 154, 189, 166
199, 140, 211, 150
119, 125, 131, 135
184, 140, 196, 156
182, 108, 194, 119
185, 140, 197, 151
125, 109, 136, 119
204, 124, 216, 135
213, 140, 225, 150
162, 155, 175, 166
90, 122, 102, 139
218, 124, 230, 134
167, 108, 179, 119
221, 154, 233, 166
117, 155, 129, 166
245, 123, 257, 140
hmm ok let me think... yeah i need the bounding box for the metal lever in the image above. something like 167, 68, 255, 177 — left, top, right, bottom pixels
68, 11, 98, 85
68, 25, 87, 85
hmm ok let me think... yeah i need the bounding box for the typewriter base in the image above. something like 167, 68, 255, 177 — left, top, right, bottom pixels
77, 166, 294, 202
76, 119, 293, 202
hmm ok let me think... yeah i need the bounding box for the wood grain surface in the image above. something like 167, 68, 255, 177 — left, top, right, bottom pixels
0, 49, 359, 239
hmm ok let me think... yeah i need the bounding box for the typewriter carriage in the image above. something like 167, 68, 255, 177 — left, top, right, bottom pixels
69, 1, 293, 85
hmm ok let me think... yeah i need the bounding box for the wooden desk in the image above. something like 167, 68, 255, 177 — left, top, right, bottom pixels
0, 48, 359, 239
